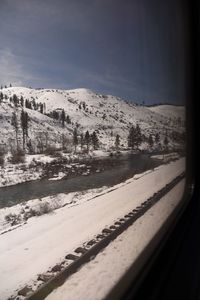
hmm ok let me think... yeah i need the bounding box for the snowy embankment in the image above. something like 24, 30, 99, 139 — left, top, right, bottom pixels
151, 152, 180, 161
0, 158, 185, 300
46, 180, 185, 300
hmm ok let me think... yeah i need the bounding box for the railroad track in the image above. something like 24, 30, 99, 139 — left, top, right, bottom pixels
27, 172, 185, 300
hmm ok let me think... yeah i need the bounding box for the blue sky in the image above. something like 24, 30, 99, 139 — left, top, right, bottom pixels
0, 0, 188, 104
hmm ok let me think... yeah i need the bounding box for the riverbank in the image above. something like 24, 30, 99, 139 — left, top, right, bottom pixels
0, 153, 167, 208
0, 149, 181, 188
0, 150, 110, 188
0, 149, 133, 188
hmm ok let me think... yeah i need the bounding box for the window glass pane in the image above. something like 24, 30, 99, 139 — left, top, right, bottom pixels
0, 1, 188, 300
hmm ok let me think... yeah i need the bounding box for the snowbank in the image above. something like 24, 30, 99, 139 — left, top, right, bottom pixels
46, 179, 185, 300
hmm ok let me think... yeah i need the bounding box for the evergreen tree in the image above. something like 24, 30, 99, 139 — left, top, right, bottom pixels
128, 126, 136, 150
21, 110, 29, 150
54, 110, 59, 120
85, 131, 90, 152
61, 109, 65, 127
115, 134, 120, 150
91, 131, 99, 150
0, 92, 3, 103
164, 133, 169, 151
61, 133, 66, 150
102, 113, 106, 120
155, 132, 160, 144
24, 111, 29, 138
80, 133, 84, 150
53, 110, 59, 120
20, 96, 24, 107
27, 139, 33, 153
73, 128, 78, 152
40, 103, 43, 114
32, 99, 36, 110
148, 134, 154, 149
10, 83, 12, 87
135, 123, 142, 149
66, 115, 71, 124
11, 112, 19, 149
20, 110, 26, 148
13, 94, 18, 107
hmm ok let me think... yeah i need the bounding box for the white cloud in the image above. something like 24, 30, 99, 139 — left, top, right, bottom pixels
0, 48, 50, 86
0, 48, 33, 86
0, 49, 23, 85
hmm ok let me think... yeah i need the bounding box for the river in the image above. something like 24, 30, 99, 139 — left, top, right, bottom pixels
0, 154, 162, 208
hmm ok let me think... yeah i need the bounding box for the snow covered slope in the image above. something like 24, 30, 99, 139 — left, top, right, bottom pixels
147, 105, 185, 120
0, 87, 185, 150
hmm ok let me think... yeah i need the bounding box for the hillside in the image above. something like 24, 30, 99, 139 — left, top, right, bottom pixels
147, 105, 185, 120
0, 87, 185, 152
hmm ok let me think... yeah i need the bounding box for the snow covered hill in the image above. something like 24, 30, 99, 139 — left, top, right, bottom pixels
0, 86, 185, 152
147, 104, 185, 120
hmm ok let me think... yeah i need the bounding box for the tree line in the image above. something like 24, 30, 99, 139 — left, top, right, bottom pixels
127, 124, 168, 151
72, 129, 99, 153
0, 92, 73, 127
10, 113, 170, 154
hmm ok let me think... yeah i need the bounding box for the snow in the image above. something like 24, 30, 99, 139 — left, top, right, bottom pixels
0, 154, 56, 187
48, 172, 66, 181
0, 158, 185, 299
46, 179, 185, 300
151, 152, 180, 161
0, 151, 109, 188
0, 86, 185, 190
147, 105, 185, 120
0, 86, 185, 152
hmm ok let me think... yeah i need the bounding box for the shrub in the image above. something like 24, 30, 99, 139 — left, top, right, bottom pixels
23, 208, 39, 220
10, 149, 25, 164
51, 151, 63, 158
0, 156, 4, 166
45, 146, 57, 156
37, 202, 53, 215
5, 213, 22, 226
0, 149, 5, 166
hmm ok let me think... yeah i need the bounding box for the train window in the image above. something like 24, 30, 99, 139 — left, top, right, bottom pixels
0, 1, 191, 300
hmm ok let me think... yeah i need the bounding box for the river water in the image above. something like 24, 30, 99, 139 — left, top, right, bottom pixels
0, 154, 161, 208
